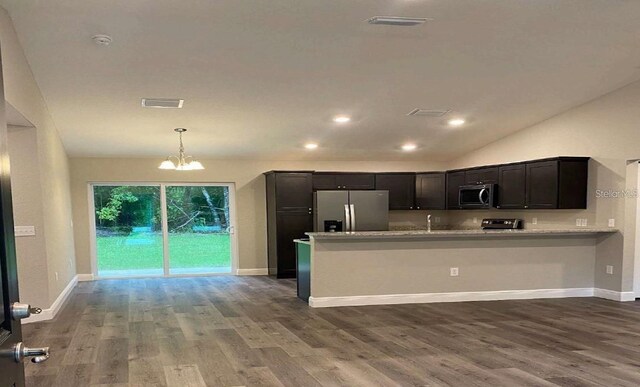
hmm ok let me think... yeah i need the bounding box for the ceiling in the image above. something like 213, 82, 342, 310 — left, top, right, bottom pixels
2, 0, 640, 161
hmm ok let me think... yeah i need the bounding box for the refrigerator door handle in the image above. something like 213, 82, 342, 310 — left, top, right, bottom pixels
344, 204, 351, 232
350, 204, 356, 232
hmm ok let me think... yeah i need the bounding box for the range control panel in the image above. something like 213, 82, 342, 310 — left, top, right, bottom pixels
481, 218, 523, 229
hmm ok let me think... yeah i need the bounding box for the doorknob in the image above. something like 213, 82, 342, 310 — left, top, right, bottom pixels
11, 302, 42, 321
0, 342, 50, 363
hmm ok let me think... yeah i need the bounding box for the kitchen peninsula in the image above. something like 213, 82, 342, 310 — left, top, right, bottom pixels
296, 228, 618, 307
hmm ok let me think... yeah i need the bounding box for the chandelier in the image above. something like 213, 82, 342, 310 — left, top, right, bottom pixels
158, 128, 204, 171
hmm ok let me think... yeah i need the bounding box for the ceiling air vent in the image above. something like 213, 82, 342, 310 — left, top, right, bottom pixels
407, 109, 451, 117
141, 98, 184, 109
367, 16, 432, 26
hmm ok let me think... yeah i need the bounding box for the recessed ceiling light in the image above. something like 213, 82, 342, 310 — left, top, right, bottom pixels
401, 143, 417, 151
367, 16, 432, 26
333, 115, 351, 123
448, 118, 466, 127
92, 34, 113, 46
304, 143, 318, 150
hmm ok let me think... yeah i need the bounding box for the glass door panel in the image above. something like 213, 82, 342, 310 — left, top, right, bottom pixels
165, 185, 232, 274
93, 185, 163, 277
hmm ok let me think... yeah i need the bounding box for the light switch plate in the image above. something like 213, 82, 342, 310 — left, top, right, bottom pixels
606, 265, 614, 275
14, 226, 35, 237
608, 219, 615, 227
576, 219, 581, 227
450, 267, 459, 277
532, 217, 538, 225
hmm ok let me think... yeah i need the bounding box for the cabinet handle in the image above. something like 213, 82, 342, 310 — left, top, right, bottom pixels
496, 206, 501, 209
410, 206, 413, 209
524, 205, 529, 209
416, 206, 420, 209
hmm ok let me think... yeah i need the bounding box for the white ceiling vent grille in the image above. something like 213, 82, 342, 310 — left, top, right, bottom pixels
407, 109, 451, 117
141, 98, 184, 109
367, 16, 431, 26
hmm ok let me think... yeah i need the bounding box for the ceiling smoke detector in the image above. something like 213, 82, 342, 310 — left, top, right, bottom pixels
367, 16, 432, 26
141, 98, 184, 109
407, 109, 451, 117
92, 34, 113, 46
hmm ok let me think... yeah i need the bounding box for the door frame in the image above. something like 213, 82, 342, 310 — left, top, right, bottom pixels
88, 181, 239, 279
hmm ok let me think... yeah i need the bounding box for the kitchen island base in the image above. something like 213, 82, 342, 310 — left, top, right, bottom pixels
303, 229, 623, 307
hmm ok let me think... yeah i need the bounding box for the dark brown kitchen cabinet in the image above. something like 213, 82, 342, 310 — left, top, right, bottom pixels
526, 160, 559, 209
446, 171, 466, 209
265, 171, 313, 278
275, 212, 313, 278
525, 158, 589, 209
312, 173, 375, 190
497, 164, 526, 209
375, 173, 416, 210
415, 173, 446, 210
465, 167, 499, 185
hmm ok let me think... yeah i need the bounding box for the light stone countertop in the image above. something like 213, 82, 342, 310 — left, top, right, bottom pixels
306, 228, 618, 239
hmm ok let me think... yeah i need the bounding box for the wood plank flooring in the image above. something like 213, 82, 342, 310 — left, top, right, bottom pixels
21, 276, 640, 386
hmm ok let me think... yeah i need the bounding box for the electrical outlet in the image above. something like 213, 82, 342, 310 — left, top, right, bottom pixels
450, 267, 459, 277
606, 265, 614, 275
14, 226, 35, 237
435, 217, 441, 223
55, 272, 59, 281
532, 217, 538, 225
608, 219, 615, 228
583, 219, 588, 227
576, 218, 581, 227
472, 217, 478, 224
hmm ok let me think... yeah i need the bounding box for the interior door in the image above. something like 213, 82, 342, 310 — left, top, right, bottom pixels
0, 45, 25, 386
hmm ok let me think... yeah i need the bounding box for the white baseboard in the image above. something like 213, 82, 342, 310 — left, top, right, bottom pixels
235, 268, 268, 276
309, 288, 596, 308
594, 288, 636, 302
22, 275, 78, 324
77, 273, 95, 281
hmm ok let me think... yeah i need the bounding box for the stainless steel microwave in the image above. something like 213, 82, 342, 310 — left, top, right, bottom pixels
459, 184, 495, 209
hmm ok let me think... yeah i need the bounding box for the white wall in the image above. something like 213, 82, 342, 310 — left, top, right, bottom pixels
447, 80, 640, 292
1, 8, 76, 307
70, 158, 446, 275
7, 125, 49, 307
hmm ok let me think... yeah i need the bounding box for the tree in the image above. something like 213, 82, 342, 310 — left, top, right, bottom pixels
96, 186, 138, 223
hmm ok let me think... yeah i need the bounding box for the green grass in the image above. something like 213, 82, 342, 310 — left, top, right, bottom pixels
96, 233, 231, 271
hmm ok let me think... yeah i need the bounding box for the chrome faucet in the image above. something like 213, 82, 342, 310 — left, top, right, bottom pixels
427, 214, 432, 232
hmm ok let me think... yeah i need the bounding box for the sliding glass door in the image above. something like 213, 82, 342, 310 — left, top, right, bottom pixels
91, 183, 235, 278
166, 185, 232, 275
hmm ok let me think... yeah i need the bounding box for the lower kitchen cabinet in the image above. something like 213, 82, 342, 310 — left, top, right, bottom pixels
415, 173, 446, 210
375, 173, 416, 210
273, 211, 313, 278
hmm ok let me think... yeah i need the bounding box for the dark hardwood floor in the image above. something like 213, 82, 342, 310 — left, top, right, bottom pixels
21, 276, 640, 386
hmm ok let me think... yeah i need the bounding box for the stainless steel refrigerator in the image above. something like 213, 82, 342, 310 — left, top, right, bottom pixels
313, 190, 389, 232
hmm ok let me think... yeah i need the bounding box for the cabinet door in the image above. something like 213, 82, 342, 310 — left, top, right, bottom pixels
465, 167, 499, 185
337, 174, 375, 190
446, 171, 466, 209
312, 174, 337, 190
526, 160, 558, 209
276, 211, 313, 278
497, 164, 526, 209
275, 173, 313, 211
415, 173, 446, 210
375, 173, 416, 210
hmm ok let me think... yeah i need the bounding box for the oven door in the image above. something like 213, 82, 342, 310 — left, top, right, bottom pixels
459, 184, 493, 208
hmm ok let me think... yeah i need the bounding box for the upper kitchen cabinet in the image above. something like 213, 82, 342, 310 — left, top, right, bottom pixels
446, 170, 466, 209
497, 163, 526, 209
272, 172, 313, 211
465, 167, 499, 185
526, 158, 589, 209
312, 172, 375, 190
375, 173, 416, 210
415, 173, 446, 210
